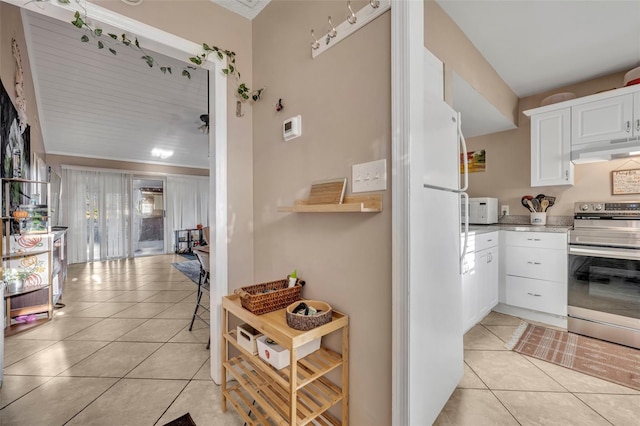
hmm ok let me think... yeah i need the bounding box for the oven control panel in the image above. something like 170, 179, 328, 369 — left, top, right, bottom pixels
574, 201, 640, 219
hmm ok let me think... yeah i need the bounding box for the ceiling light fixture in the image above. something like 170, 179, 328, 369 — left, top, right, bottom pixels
121, 0, 144, 5
151, 148, 173, 159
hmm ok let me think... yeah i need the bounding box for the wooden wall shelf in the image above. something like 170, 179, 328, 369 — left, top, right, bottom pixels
277, 194, 382, 213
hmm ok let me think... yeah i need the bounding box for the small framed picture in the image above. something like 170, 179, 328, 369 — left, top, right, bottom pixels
612, 168, 640, 195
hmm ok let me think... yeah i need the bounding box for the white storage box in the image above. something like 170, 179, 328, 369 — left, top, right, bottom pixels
256, 335, 321, 370
236, 323, 262, 355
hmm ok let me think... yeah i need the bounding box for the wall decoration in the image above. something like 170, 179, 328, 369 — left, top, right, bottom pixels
1, 79, 32, 212
460, 149, 486, 174
12, 38, 27, 134
612, 168, 640, 195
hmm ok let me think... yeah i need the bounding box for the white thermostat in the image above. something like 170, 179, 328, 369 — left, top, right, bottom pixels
283, 115, 302, 141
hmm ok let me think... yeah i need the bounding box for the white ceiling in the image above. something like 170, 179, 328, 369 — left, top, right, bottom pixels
211, 0, 271, 20
23, 10, 209, 169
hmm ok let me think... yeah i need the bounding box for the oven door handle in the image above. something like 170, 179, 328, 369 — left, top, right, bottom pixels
569, 245, 640, 261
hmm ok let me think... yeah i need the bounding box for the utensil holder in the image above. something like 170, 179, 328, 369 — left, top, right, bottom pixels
530, 212, 547, 225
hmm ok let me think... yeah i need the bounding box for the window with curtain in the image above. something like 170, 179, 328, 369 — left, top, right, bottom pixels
61, 168, 132, 264
165, 176, 209, 253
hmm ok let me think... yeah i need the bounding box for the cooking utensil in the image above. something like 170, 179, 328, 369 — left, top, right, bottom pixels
535, 194, 546, 202
520, 195, 533, 212
545, 196, 556, 210
526, 199, 536, 213
540, 199, 550, 212
531, 199, 541, 212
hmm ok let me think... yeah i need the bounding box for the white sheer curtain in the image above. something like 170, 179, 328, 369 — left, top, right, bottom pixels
61, 168, 132, 264
165, 176, 209, 253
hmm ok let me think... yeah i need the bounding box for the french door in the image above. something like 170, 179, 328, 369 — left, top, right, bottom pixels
132, 177, 165, 257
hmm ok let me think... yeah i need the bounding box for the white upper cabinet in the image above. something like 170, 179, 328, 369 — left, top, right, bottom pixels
530, 108, 574, 186
571, 94, 634, 146
524, 84, 640, 186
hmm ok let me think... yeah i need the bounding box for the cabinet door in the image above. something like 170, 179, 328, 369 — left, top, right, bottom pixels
530, 108, 574, 187
476, 247, 499, 319
571, 94, 633, 146
485, 247, 499, 312
461, 252, 479, 334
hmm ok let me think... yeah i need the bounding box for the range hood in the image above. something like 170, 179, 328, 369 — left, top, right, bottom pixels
571, 138, 640, 163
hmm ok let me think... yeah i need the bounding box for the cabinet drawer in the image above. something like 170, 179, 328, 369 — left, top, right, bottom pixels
475, 231, 498, 252
463, 231, 498, 253
505, 231, 567, 250
506, 246, 567, 282
505, 275, 567, 316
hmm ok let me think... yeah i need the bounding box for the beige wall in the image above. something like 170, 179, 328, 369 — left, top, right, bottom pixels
252, 1, 391, 423
424, 0, 519, 126
0, 2, 45, 157
466, 71, 640, 217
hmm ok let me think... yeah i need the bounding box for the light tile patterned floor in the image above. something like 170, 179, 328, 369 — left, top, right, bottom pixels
2, 255, 639, 425
435, 312, 640, 426
1, 254, 243, 426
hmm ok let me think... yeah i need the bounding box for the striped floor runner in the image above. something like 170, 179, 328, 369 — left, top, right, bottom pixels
510, 323, 640, 391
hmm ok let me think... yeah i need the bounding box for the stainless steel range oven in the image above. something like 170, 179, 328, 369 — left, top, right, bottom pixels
568, 201, 640, 348
568, 201, 640, 349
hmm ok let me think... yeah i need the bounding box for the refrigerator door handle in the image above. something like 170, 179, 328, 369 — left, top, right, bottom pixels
460, 192, 469, 273
458, 113, 469, 192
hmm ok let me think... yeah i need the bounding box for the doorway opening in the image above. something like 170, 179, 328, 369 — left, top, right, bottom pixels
133, 177, 165, 257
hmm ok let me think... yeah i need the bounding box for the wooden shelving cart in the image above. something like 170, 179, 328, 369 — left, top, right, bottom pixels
221, 294, 349, 425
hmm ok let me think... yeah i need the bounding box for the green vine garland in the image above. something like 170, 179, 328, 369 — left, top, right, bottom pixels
60, 0, 263, 102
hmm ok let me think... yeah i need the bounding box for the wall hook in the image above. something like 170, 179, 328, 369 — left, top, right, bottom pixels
370, 0, 380, 9
347, 1, 357, 24
311, 29, 320, 50
275, 98, 284, 112
327, 16, 337, 39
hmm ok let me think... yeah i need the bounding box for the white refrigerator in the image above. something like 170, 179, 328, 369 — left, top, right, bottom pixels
409, 92, 469, 423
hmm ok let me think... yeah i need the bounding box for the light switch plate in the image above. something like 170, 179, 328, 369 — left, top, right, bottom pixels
352, 159, 387, 193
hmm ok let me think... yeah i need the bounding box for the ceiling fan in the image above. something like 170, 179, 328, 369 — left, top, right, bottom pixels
198, 114, 209, 134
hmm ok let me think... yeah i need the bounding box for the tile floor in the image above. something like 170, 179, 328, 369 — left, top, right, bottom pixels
1, 254, 639, 425
0, 254, 243, 426
435, 313, 640, 426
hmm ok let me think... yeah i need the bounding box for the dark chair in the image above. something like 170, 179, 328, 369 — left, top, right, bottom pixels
190, 250, 210, 349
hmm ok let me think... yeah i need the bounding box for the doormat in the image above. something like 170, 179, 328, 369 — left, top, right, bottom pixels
172, 260, 201, 285
163, 412, 196, 426
508, 323, 640, 391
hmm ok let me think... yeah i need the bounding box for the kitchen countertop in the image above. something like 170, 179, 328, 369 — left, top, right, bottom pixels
468, 224, 572, 234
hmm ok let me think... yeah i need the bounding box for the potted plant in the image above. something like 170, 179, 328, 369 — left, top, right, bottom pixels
4, 268, 26, 293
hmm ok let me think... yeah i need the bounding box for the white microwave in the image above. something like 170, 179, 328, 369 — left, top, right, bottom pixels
462, 197, 499, 224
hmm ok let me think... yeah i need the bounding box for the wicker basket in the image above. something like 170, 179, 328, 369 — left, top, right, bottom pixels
286, 300, 332, 331
234, 277, 305, 315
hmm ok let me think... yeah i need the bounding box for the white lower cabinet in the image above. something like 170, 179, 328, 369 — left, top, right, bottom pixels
505, 276, 567, 316
462, 231, 499, 333
503, 231, 567, 317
